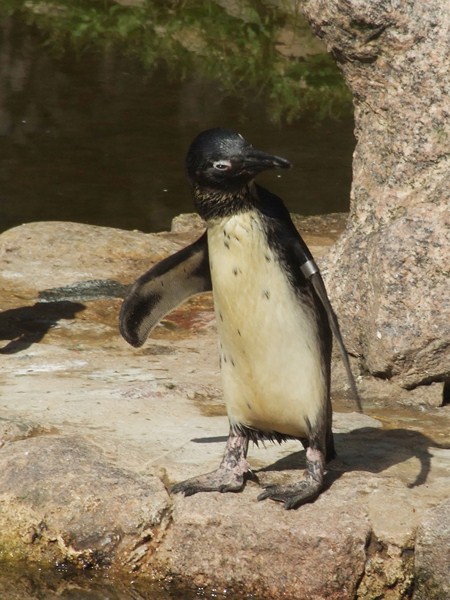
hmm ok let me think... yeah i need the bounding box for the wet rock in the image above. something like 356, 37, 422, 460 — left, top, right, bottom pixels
301, 0, 450, 388
0, 435, 170, 569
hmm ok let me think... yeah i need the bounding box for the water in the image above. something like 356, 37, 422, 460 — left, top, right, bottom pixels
0, 16, 355, 235
0, 562, 245, 599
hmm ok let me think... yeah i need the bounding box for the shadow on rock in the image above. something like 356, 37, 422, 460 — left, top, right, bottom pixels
0, 301, 85, 354
38, 279, 129, 302
256, 427, 443, 490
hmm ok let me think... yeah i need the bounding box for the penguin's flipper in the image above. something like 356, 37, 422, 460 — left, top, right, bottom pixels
292, 239, 363, 413
308, 271, 363, 413
119, 231, 211, 347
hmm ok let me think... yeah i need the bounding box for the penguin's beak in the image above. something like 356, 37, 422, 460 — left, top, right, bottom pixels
241, 148, 292, 174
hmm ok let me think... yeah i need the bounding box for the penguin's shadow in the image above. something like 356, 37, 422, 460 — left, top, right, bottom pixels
256, 427, 441, 489
192, 427, 442, 489
0, 301, 85, 354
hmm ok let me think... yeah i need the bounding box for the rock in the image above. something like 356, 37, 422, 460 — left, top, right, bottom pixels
301, 0, 450, 388
156, 482, 370, 599
0, 221, 196, 295
325, 205, 449, 389
0, 435, 170, 570
414, 498, 450, 600
0, 416, 58, 447
331, 356, 447, 408
170, 212, 205, 234
0, 220, 449, 598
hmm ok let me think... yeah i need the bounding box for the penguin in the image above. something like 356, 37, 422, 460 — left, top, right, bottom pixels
119, 128, 361, 509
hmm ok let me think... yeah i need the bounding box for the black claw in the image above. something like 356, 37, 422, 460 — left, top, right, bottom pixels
257, 490, 286, 504
257, 486, 276, 502
170, 468, 246, 497
170, 481, 207, 496
170, 483, 189, 495
283, 496, 307, 510
247, 470, 260, 484
180, 487, 197, 497
171, 483, 213, 496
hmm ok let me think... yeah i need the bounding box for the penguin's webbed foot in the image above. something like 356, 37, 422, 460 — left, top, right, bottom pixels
171, 429, 251, 497
258, 446, 325, 510
257, 479, 322, 510
171, 466, 249, 496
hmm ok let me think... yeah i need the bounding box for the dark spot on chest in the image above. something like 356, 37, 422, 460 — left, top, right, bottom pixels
221, 352, 235, 368
224, 240, 230, 249
263, 289, 271, 300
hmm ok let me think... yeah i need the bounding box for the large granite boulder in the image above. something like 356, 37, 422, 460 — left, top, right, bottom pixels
301, 0, 450, 389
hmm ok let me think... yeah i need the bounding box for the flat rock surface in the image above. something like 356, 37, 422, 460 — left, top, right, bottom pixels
0, 220, 449, 599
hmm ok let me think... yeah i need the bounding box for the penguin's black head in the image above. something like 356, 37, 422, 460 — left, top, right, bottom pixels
186, 128, 291, 191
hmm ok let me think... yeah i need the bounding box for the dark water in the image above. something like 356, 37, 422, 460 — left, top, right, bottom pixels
0, 563, 242, 600
0, 16, 355, 235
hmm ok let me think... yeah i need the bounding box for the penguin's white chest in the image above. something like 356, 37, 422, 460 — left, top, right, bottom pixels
207, 212, 325, 438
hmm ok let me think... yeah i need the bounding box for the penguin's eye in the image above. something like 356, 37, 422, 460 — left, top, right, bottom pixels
212, 160, 232, 171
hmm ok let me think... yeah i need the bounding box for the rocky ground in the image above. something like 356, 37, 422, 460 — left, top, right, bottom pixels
0, 217, 448, 600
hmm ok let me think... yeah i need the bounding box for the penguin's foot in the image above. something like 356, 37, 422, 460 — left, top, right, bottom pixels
171, 429, 250, 497
171, 464, 249, 496
257, 479, 322, 509
257, 446, 325, 510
